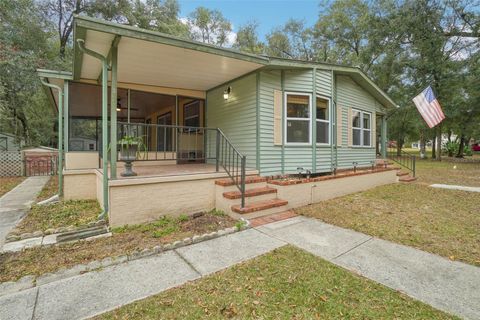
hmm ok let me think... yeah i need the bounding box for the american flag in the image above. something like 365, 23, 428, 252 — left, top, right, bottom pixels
412, 86, 445, 128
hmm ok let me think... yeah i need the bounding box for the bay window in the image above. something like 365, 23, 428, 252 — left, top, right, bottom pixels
285, 93, 311, 144
352, 109, 371, 147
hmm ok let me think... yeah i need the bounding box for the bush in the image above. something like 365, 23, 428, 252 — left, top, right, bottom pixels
442, 141, 473, 157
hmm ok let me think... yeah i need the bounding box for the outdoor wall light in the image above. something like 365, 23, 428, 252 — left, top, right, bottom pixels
223, 86, 232, 100
116, 98, 122, 112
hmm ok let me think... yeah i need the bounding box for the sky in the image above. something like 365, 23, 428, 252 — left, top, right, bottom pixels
178, 0, 322, 41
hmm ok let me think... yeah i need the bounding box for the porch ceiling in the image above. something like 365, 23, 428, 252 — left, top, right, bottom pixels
74, 16, 267, 91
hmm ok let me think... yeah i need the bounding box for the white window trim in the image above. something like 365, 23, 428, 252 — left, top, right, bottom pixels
284, 91, 312, 146
315, 95, 332, 146
352, 109, 372, 148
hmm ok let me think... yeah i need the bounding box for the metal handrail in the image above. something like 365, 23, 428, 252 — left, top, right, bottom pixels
116, 122, 247, 208
387, 147, 416, 177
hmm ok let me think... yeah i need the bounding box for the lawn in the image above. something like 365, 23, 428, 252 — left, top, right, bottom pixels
0, 210, 236, 282
414, 159, 480, 186
14, 200, 101, 234
297, 171, 480, 266
0, 176, 26, 197
36, 175, 58, 202
96, 246, 456, 320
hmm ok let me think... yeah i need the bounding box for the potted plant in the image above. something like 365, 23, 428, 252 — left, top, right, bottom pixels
118, 135, 144, 176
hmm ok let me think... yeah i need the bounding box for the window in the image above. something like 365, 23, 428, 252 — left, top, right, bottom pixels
184, 100, 200, 128
352, 109, 371, 147
285, 93, 311, 144
316, 97, 330, 144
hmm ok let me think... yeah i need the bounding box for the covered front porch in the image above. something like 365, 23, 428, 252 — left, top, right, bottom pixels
40, 15, 268, 218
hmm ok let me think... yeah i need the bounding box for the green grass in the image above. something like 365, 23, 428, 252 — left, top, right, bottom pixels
96, 246, 456, 320
0, 176, 25, 197
414, 159, 480, 186
14, 200, 101, 233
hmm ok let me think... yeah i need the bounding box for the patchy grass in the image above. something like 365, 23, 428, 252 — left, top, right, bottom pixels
96, 246, 456, 320
36, 176, 58, 202
0, 210, 236, 282
0, 176, 25, 197
414, 159, 480, 186
14, 200, 100, 234
298, 183, 480, 266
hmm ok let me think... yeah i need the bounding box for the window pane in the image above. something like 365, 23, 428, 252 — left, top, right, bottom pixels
363, 130, 371, 146
316, 98, 329, 120
353, 128, 361, 146
185, 101, 200, 118
352, 110, 361, 128
185, 117, 199, 127
316, 121, 329, 144
287, 120, 309, 143
287, 95, 309, 118
363, 113, 371, 129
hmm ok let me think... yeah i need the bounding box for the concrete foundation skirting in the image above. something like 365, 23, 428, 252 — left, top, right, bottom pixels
272, 170, 398, 209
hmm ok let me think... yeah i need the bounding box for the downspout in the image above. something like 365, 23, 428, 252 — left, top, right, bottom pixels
312, 67, 317, 173
77, 39, 109, 219
331, 70, 337, 169
40, 79, 63, 197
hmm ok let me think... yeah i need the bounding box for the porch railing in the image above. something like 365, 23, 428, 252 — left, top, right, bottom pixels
115, 122, 246, 207
386, 147, 416, 177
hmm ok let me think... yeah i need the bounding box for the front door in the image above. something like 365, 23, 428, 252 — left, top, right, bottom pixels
157, 112, 172, 152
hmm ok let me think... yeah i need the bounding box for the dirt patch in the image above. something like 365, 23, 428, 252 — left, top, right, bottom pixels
36, 176, 58, 202
0, 211, 236, 282
0, 176, 25, 197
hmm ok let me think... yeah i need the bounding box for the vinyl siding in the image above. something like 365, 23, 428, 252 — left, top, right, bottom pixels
258, 69, 334, 175
336, 75, 378, 168
206, 73, 257, 169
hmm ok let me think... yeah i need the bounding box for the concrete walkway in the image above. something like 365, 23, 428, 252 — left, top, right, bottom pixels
430, 183, 480, 193
256, 216, 480, 320
0, 177, 49, 246
1, 216, 479, 320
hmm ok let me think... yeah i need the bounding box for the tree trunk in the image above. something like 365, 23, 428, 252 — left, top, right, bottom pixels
436, 125, 442, 161
396, 140, 404, 156
456, 134, 465, 158
431, 133, 436, 159
419, 130, 426, 159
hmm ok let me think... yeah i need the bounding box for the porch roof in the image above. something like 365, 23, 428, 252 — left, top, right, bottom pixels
72, 15, 268, 91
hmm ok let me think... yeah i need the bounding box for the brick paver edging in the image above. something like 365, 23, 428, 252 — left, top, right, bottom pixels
267, 167, 397, 186
0, 219, 250, 297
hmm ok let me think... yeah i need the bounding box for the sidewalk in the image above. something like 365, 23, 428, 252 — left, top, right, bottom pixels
0, 228, 284, 320
256, 216, 480, 320
1, 215, 479, 320
0, 176, 49, 246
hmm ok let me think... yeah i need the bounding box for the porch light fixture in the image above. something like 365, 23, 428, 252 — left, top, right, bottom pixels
223, 86, 232, 100
116, 98, 122, 112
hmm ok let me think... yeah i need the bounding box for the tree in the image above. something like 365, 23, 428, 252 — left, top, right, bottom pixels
233, 21, 264, 54
188, 7, 232, 46
0, 0, 58, 146
266, 19, 315, 60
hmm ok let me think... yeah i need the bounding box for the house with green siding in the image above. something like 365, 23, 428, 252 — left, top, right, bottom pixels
39, 16, 399, 227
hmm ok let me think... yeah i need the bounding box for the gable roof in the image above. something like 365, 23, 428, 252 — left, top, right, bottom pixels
41, 15, 397, 110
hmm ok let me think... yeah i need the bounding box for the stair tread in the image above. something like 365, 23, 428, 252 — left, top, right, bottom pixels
215, 176, 267, 186
231, 199, 288, 214
396, 171, 410, 176
399, 176, 417, 182
223, 186, 277, 199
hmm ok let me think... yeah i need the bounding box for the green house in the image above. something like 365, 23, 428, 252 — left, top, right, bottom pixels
39, 16, 397, 226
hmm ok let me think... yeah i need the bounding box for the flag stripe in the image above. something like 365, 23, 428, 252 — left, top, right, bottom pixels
412, 86, 445, 128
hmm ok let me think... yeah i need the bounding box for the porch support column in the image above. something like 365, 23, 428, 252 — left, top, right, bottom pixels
110, 45, 118, 179
381, 115, 387, 158
39, 79, 63, 197
77, 39, 109, 218
64, 81, 69, 153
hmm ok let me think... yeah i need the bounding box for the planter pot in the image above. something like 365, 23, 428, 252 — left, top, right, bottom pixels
119, 144, 138, 177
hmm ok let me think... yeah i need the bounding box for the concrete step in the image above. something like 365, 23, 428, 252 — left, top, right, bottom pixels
231, 199, 288, 215
399, 176, 417, 183
214, 176, 267, 187
223, 186, 277, 199
396, 171, 410, 177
